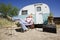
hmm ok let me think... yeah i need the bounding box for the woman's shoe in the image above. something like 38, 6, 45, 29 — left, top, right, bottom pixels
24, 29, 29, 32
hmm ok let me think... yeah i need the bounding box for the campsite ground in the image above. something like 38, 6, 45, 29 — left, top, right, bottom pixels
0, 24, 60, 40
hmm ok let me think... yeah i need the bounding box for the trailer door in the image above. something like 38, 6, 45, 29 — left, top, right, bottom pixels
36, 13, 43, 24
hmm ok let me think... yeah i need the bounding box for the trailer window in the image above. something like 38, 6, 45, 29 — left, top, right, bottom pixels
22, 10, 28, 15
37, 7, 41, 11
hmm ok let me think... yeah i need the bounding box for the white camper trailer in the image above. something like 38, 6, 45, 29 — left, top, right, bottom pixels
18, 3, 50, 25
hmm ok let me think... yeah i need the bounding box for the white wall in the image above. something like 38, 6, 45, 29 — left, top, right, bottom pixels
19, 5, 35, 15
19, 3, 50, 15
34, 3, 50, 14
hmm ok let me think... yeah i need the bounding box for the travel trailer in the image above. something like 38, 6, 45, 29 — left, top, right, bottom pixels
18, 3, 50, 25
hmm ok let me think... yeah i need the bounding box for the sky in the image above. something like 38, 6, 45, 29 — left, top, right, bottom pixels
0, 0, 60, 17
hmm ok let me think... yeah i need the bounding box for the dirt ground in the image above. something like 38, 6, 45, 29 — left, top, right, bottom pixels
0, 25, 60, 40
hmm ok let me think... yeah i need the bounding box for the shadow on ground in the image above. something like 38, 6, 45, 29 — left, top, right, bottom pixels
15, 28, 24, 33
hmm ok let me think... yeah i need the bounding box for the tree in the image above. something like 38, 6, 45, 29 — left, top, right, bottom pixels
0, 3, 11, 17
48, 12, 54, 24
0, 3, 19, 18
8, 7, 19, 17
49, 12, 53, 17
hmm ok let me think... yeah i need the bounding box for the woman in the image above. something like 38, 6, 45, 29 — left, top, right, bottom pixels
19, 15, 34, 32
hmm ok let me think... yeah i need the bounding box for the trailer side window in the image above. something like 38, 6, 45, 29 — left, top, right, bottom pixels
22, 10, 28, 15
37, 7, 41, 11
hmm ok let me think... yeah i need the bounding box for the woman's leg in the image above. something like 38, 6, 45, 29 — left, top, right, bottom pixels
19, 21, 28, 31
19, 18, 29, 30
21, 23, 28, 31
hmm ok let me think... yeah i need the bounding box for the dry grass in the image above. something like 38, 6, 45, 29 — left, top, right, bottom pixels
0, 17, 15, 28
56, 24, 60, 28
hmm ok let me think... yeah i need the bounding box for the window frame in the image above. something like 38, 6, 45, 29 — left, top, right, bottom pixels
21, 10, 28, 15
37, 7, 41, 11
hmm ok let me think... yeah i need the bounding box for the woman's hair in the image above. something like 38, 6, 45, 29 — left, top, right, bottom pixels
27, 15, 33, 18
